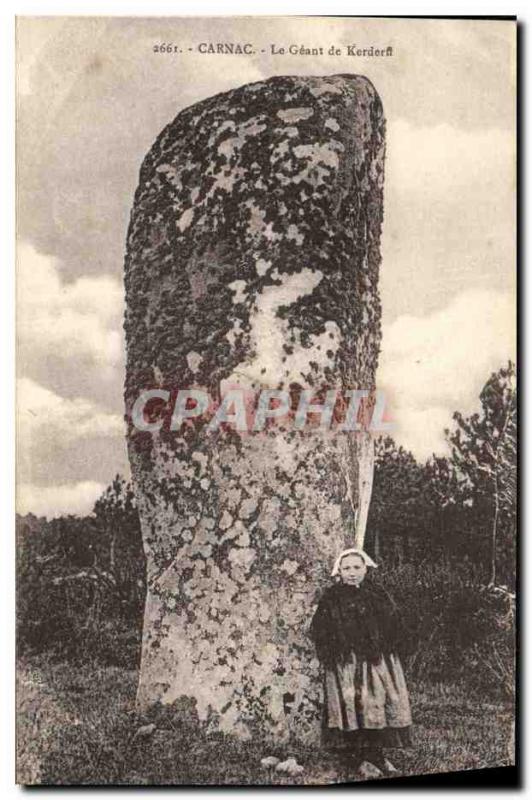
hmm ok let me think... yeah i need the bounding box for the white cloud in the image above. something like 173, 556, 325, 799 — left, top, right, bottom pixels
386, 405, 453, 461
381, 120, 516, 320
386, 119, 514, 196
17, 241, 123, 370
17, 377, 124, 450
17, 481, 105, 519
378, 288, 515, 460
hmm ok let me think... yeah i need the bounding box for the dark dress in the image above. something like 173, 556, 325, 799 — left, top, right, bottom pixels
310, 580, 413, 753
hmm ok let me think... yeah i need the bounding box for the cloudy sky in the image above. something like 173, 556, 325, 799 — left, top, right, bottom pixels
16, 16, 516, 517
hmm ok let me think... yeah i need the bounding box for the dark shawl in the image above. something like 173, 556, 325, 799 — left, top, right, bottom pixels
310, 580, 408, 667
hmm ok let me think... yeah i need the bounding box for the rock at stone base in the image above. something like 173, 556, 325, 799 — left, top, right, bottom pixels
260, 755, 281, 768
358, 761, 383, 780
275, 757, 305, 775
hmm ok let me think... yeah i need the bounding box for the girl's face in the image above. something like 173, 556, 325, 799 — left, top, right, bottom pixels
338, 554, 367, 586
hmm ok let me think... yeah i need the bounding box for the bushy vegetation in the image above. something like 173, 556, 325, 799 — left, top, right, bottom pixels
376, 562, 514, 698
17, 476, 145, 667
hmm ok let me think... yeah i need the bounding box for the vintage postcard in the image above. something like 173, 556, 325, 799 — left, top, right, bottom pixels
16, 15, 516, 786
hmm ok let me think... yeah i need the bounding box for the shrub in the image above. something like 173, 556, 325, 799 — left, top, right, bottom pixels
376, 561, 515, 699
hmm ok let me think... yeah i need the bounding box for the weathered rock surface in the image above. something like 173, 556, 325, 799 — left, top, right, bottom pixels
124, 74, 385, 741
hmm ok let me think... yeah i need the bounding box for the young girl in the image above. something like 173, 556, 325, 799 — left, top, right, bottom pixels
310, 548, 413, 779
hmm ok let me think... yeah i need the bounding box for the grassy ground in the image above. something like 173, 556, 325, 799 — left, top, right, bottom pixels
16, 656, 514, 786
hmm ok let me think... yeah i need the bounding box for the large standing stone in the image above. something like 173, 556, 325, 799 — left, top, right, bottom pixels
124, 74, 385, 741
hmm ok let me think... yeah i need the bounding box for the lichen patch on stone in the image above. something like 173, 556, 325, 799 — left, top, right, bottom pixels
309, 82, 343, 96
324, 117, 340, 132
255, 258, 271, 277
228, 280, 248, 304
276, 107, 314, 123
225, 267, 324, 387
186, 351, 203, 374
177, 207, 194, 232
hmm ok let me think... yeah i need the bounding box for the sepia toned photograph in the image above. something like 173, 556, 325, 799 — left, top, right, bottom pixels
15, 15, 516, 786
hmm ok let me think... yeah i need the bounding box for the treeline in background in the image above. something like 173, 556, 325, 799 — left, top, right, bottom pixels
17, 362, 516, 699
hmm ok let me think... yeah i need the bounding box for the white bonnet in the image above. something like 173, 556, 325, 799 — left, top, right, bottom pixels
331, 547, 378, 576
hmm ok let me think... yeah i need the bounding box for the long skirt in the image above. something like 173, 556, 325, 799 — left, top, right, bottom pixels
322, 651, 413, 753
